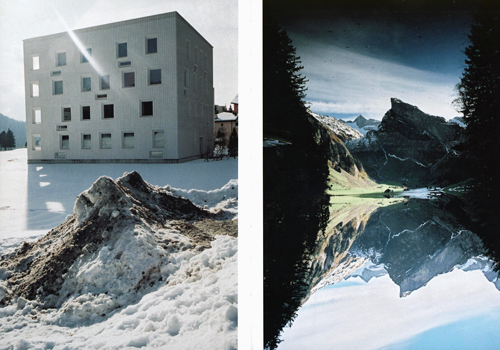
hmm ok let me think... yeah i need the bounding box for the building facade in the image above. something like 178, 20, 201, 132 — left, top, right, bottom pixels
24, 12, 214, 163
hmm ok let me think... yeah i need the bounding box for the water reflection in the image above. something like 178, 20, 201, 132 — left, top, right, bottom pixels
277, 190, 500, 349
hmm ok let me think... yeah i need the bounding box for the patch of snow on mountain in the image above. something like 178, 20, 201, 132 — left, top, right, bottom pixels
308, 110, 363, 141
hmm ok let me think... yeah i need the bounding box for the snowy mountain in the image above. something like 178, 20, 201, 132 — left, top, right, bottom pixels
0, 171, 238, 349
340, 115, 380, 136
346, 98, 464, 185
308, 110, 363, 142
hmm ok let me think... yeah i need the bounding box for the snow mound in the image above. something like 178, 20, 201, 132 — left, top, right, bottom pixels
167, 179, 238, 219
0, 171, 237, 347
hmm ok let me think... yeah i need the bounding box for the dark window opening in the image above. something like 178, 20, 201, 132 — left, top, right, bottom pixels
142, 101, 153, 116
149, 69, 161, 85
82, 106, 90, 120
63, 107, 71, 121
123, 72, 135, 87
118, 42, 127, 58
103, 104, 114, 119
147, 38, 157, 54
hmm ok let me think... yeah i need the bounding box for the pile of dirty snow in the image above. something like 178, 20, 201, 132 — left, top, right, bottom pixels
0, 171, 237, 350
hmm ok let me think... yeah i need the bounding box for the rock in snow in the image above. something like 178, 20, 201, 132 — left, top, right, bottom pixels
0, 171, 237, 349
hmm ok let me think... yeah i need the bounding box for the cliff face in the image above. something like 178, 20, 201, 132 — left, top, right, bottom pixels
308, 112, 366, 177
346, 98, 463, 185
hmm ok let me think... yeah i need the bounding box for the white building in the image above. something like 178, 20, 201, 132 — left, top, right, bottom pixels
24, 12, 214, 163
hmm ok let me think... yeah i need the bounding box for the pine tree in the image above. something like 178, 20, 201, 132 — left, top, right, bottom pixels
228, 127, 238, 158
263, 19, 308, 140
6, 129, 15, 149
456, 10, 500, 269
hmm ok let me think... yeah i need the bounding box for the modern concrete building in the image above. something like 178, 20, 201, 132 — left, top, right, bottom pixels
24, 12, 214, 163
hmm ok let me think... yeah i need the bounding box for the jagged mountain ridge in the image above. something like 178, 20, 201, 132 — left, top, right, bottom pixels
340, 115, 381, 136
346, 98, 464, 185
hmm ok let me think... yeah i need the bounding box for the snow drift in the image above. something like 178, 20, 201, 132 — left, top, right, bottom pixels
0, 171, 237, 349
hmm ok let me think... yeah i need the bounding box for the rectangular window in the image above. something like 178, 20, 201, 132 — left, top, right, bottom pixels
103, 104, 114, 119
100, 75, 110, 90
56, 125, 67, 131
146, 38, 157, 54
57, 52, 66, 66
32, 108, 41, 124
82, 77, 91, 92
62, 107, 71, 121
82, 106, 91, 120
32, 135, 41, 151
33, 56, 39, 70
123, 132, 134, 149
187, 40, 191, 59
100, 133, 112, 149
149, 69, 161, 85
118, 42, 127, 58
149, 151, 163, 158
81, 48, 92, 63
118, 61, 131, 68
82, 134, 91, 149
54, 81, 63, 95
60, 135, 69, 150
51, 70, 61, 76
31, 82, 39, 97
184, 69, 189, 88
123, 72, 135, 87
142, 101, 153, 116
153, 130, 164, 148
96, 94, 107, 99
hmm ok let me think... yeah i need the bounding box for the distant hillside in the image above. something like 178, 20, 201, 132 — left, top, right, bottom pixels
340, 115, 381, 136
0, 114, 26, 148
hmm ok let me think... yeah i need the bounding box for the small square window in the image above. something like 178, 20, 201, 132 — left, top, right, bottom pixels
57, 52, 66, 66
31, 82, 39, 97
100, 133, 112, 149
142, 101, 153, 116
123, 132, 135, 149
32, 108, 41, 124
149, 69, 161, 85
82, 77, 91, 92
54, 81, 63, 95
82, 134, 91, 149
81, 48, 92, 63
82, 106, 91, 120
153, 130, 164, 148
103, 104, 114, 119
61, 135, 69, 150
118, 43, 127, 58
62, 107, 71, 121
123, 72, 135, 87
101, 75, 110, 90
146, 38, 157, 54
33, 56, 39, 70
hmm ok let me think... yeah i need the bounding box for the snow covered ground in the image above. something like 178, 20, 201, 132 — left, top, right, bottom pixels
0, 149, 238, 349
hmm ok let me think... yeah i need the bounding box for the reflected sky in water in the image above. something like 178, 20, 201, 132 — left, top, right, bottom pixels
278, 267, 500, 350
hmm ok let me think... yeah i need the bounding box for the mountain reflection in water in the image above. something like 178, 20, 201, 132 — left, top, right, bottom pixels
278, 189, 500, 350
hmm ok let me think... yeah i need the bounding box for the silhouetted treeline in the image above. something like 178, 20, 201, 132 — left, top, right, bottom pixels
455, 5, 500, 269
0, 129, 16, 150
263, 13, 331, 350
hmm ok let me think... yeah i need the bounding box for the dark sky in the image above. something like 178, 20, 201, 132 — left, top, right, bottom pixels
265, 0, 479, 120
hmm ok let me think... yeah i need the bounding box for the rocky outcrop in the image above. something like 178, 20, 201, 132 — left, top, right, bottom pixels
308, 112, 366, 177
346, 98, 463, 185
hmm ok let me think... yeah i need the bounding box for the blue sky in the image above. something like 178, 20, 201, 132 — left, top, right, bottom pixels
278, 3, 475, 120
